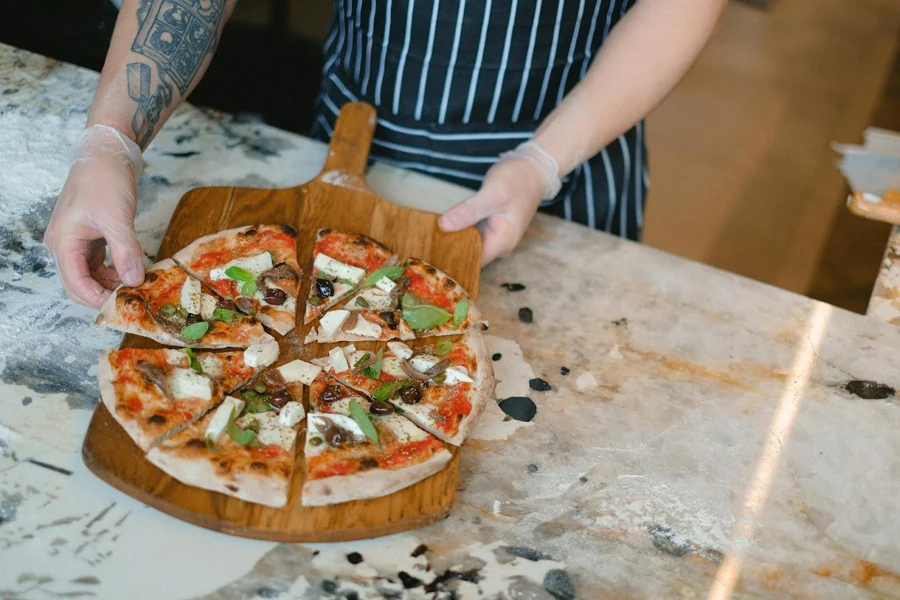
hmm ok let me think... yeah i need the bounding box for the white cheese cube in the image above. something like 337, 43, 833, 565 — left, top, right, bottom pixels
197, 355, 224, 380
348, 288, 394, 311
409, 354, 440, 374
387, 341, 413, 360
346, 317, 382, 339
209, 252, 274, 281
313, 254, 366, 284
374, 276, 397, 293
342, 344, 357, 361
278, 401, 306, 427
237, 411, 297, 451
180, 277, 202, 314
444, 365, 473, 384
163, 349, 189, 366
318, 309, 350, 341
199, 293, 219, 320
381, 357, 407, 378
243, 342, 279, 369
166, 368, 214, 400
383, 413, 430, 443
205, 396, 245, 442
277, 359, 321, 385
329, 347, 350, 373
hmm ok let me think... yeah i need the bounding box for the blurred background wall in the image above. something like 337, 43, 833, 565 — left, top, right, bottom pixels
2, 0, 900, 313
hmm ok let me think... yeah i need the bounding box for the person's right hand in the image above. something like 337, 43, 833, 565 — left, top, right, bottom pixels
44, 125, 146, 308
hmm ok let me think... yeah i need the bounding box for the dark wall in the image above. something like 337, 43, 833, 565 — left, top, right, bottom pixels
0, 0, 323, 135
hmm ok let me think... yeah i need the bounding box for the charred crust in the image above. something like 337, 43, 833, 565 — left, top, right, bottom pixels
360, 458, 379, 470
250, 461, 267, 471
279, 223, 297, 236
186, 438, 205, 449
226, 484, 239, 492
241, 228, 257, 237
441, 278, 455, 290
352, 235, 371, 247
319, 228, 331, 236
145, 272, 158, 283
123, 294, 143, 305
425, 266, 437, 275
148, 414, 166, 424
219, 460, 231, 469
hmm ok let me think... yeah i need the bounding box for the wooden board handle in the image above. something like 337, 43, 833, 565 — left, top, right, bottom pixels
317, 102, 377, 182
848, 189, 900, 225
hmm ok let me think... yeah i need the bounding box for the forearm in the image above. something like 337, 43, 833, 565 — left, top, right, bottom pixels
532, 0, 726, 176
87, 0, 236, 149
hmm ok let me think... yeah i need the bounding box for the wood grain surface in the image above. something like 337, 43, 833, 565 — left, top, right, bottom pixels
82, 102, 483, 542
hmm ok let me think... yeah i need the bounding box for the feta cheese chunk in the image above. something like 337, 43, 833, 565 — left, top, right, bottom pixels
318, 309, 350, 341
374, 276, 397, 293
342, 344, 357, 361
243, 342, 279, 369
381, 356, 407, 378
198, 354, 224, 380
383, 413, 430, 443
180, 277, 202, 314
236, 411, 296, 450
409, 354, 440, 374
163, 349, 189, 366
387, 341, 413, 360
209, 252, 274, 281
199, 293, 219, 320
348, 288, 394, 311
313, 254, 366, 284
306, 413, 366, 455
329, 347, 350, 373
166, 368, 214, 400
346, 316, 382, 339
443, 365, 473, 384
277, 359, 321, 385
278, 401, 306, 427
205, 396, 245, 442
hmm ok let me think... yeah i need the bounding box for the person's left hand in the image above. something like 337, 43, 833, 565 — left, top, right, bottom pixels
438, 157, 545, 266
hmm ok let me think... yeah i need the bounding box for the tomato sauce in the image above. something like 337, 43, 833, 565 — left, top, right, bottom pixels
253, 445, 288, 460
382, 439, 443, 467
192, 249, 231, 272
314, 234, 387, 272
308, 455, 355, 478
125, 397, 143, 412
405, 272, 454, 312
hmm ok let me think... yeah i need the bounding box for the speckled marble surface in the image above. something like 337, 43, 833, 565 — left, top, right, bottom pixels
4, 43, 900, 600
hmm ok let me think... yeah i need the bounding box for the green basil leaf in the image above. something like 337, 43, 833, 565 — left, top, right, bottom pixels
401, 293, 426, 309
402, 304, 452, 331
362, 348, 383, 380
225, 266, 254, 282
453, 299, 469, 328
349, 399, 379, 447
353, 352, 372, 369
182, 347, 203, 373
363, 265, 405, 287
212, 307, 239, 323
241, 280, 258, 296
180, 321, 209, 341
436, 339, 453, 355
244, 398, 272, 413
372, 380, 412, 402
226, 409, 261, 447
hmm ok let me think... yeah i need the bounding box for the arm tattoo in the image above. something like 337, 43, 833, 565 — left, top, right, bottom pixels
126, 0, 225, 147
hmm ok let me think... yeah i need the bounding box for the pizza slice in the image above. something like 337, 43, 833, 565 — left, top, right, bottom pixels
398, 258, 488, 338
97, 343, 279, 452
302, 373, 452, 506
304, 229, 397, 324
95, 259, 275, 348
172, 224, 302, 336
313, 333, 493, 445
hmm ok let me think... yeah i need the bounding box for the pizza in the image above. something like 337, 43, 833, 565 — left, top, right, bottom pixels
302, 373, 452, 506
98, 343, 279, 451
396, 258, 487, 338
95, 259, 275, 348
312, 332, 493, 445
172, 224, 302, 336
304, 229, 397, 324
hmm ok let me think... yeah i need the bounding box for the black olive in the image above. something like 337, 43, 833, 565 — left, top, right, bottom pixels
320, 384, 345, 403
369, 400, 395, 415
148, 414, 166, 424
268, 389, 291, 408
264, 288, 288, 305
399, 385, 422, 404
185, 312, 203, 325
380, 311, 397, 328
325, 424, 346, 447
316, 278, 335, 298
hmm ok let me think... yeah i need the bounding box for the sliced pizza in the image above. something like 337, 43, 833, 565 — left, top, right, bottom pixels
313, 333, 493, 445
97, 343, 279, 451
172, 224, 302, 336
145, 393, 303, 508
304, 229, 397, 324
95, 259, 274, 348
303, 307, 415, 343
398, 258, 488, 338
302, 374, 452, 506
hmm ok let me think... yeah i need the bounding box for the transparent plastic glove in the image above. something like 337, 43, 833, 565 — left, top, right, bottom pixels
44, 125, 144, 308
439, 144, 559, 266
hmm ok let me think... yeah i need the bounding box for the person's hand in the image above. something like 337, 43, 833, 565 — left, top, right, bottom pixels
438, 157, 546, 266
44, 125, 145, 308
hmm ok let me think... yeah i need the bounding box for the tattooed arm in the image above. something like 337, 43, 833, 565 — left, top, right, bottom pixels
91, 0, 237, 147
45, 0, 236, 307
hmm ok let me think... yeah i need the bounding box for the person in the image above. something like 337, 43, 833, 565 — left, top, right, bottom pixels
44, 0, 726, 308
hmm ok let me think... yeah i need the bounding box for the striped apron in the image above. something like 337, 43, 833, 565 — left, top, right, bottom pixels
311, 0, 648, 240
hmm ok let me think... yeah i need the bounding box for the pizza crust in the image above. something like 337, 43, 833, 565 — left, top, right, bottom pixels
301, 448, 453, 506
97, 350, 159, 452
145, 445, 291, 508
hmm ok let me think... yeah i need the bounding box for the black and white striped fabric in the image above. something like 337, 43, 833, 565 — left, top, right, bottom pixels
311, 0, 648, 240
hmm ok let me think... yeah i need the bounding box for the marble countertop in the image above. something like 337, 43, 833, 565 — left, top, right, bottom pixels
4, 42, 900, 600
